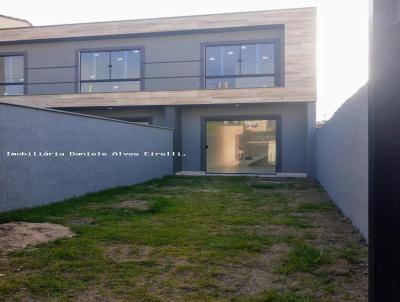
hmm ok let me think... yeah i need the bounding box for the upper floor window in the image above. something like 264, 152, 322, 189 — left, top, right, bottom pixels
205, 42, 277, 89
0, 55, 24, 96
80, 49, 141, 93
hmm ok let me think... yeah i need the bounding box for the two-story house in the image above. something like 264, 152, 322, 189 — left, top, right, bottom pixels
0, 8, 316, 176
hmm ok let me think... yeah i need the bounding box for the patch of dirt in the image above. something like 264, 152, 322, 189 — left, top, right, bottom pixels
248, 224, 303, 238
173, 257, 190, 266
211, 244, 291, 296
241, 243, 291, 295
139, 255, 193, 296
108, 200, 151, 211
75, 288, 118, 302
105, 244, 152, 262
10, 295, 43, 302
0, 222, 74, 252
317, 258, 351, 276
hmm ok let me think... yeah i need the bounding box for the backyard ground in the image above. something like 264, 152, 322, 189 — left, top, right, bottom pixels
0, 176, 367, 302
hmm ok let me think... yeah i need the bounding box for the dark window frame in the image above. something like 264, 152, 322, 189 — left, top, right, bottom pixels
0, 52, 27, 96
200, 114, 282, 174
76, 46, 145, 93
201, 39, 283, 89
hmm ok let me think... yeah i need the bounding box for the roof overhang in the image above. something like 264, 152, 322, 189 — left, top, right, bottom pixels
0, 7, 316, 44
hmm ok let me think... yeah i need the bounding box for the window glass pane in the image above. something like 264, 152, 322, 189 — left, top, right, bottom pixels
0, 56, 24, 83
111, 50, 140, 79
81, 81, 140, 93
222, 45, 240, 75
206, 119, 276, 173
0, 84, 24, 96
206, 78, 236, 89
206, 45, 240, 76
206, 76, 274, 89
259, 44, 275, 74
205, 43, 277, 89
206, 46, 222, 76
80, 52, 109, 81
241, 43, 275, 75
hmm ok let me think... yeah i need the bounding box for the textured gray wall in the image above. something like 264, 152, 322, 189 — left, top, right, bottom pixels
180, 102, 310, 173
316, 86, 368, 238
0, 103, 173, 212
0, 27, 283, 94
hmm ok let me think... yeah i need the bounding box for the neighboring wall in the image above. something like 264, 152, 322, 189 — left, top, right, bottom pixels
0, 102, 173, 212
315, 86, 368, 238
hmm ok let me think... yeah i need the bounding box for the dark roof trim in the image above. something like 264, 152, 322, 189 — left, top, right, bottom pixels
0, 24, 283, 46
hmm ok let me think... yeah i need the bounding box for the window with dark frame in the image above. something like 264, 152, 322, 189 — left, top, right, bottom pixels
80, 49, 141, 93
0, 55, 24, 96
205, 42, 277, 89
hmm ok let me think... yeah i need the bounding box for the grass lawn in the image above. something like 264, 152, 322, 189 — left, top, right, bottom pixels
0, 176, 367, 302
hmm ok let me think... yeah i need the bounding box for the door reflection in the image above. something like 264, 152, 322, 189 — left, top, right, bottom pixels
206, 119, 277, 174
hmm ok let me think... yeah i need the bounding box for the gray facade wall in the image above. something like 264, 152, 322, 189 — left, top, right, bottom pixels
0, 103, 173, 212
180, 102, 310, 173
307, 102, 316, 177
69, 102, 313, 175
316, 86, 368, 238
0, 27, 283, 95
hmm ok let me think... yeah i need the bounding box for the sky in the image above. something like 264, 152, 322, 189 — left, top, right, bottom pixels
1, 0, 369, 121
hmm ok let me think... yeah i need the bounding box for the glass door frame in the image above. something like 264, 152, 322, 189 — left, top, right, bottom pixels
201, 115, 282, 174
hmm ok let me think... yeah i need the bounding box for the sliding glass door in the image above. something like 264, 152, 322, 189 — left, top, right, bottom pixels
205, 119, 277, 174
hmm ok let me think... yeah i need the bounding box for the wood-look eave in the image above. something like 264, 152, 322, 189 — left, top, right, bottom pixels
0, 7, 316, 43
0, 87, 316, 108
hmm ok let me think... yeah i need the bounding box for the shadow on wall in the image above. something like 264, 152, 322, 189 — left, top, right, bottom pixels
316, 85, 368, 239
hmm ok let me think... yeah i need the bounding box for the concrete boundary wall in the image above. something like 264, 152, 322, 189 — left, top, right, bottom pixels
316, 86, 368, 239
0, 102, 174, 212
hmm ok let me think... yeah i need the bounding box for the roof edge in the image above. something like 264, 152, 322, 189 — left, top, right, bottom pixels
0, 6, 315, 30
